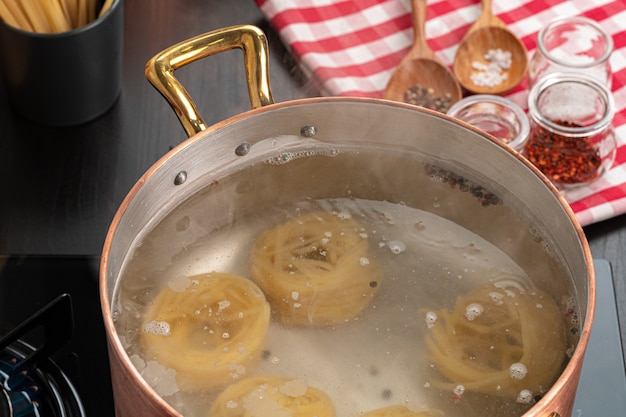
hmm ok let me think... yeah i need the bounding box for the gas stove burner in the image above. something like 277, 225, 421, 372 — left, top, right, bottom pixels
0, 294, 85, 417
1, 340, 85, 417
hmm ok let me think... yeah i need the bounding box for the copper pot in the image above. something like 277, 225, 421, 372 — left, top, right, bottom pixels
100, 25, 595, 417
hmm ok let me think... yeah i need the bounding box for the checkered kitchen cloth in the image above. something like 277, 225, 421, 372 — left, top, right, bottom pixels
256, 0, 626, 227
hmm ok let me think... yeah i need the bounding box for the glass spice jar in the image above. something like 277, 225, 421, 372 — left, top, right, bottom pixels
525, 72, 616, 189
447, 94, 530, 152
528, 16, 613, 88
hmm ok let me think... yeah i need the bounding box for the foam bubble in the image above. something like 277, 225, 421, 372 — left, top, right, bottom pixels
489, 292, 504, 305
337, 211, 352, 219
387, 240, 407, 254
516, 389, 533, 404
509, 362, 528, 380
465, 303, 484, 321
143, 320, 171, 336
218, 300, 231, 311
425, 311, 438, 329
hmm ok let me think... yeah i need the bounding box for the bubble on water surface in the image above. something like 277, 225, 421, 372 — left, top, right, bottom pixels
489, 292, 504, 305
266, 149, 340, 165
464, 303, 484, 321
144, 320, 171, 336
509, 363, 528, 380
425, 311, 438, 329
453, 385, 465, 397
218, 300, 231, 311
337, 211, 352, 220
387, 240, 406, 254
517, 389, 533, 404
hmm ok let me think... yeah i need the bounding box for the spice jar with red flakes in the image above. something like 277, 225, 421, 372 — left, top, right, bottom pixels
525, 72, 616, 189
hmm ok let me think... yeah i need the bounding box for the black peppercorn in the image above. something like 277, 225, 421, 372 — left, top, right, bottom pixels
403, 83, 453, 113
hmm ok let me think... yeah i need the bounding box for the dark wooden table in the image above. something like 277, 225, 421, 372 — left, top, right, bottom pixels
1, 0, 624, 358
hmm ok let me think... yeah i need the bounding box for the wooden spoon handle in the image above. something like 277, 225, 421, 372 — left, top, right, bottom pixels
475, 0, 506, 30
409, 0, 438, 60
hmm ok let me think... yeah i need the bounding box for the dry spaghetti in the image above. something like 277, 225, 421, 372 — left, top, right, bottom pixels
0, 0, 114, 33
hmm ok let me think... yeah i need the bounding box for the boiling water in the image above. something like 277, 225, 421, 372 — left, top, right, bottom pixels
113, 192, 578, 417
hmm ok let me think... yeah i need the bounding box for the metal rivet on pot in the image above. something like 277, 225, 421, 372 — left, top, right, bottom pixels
235, 143, 250, 156
300, 125, 317, 137
174, 171, 187, 185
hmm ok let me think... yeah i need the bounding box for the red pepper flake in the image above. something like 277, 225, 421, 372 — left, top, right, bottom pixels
525, 120, 602, 184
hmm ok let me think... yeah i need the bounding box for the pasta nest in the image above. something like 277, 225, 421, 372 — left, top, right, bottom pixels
424, 282, 568, 400
250, 211, 380, 326
208, 375, 336, 417
139, 272, 270, 391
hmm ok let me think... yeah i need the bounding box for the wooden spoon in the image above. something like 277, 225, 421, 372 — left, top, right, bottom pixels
453, 0, 528, 95
383, 0, 461, 111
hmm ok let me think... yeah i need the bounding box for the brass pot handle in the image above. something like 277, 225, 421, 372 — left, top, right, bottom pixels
145, 24, 274, 138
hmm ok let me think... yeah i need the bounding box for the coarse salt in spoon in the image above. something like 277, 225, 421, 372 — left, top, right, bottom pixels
453, 0, 528, 95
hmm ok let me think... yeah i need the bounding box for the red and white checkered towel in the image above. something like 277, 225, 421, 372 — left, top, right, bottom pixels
256, 0, 626, 227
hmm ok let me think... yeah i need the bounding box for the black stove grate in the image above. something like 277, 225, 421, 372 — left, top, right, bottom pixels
0, 256, 113, 417
1, 340, 85, 417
